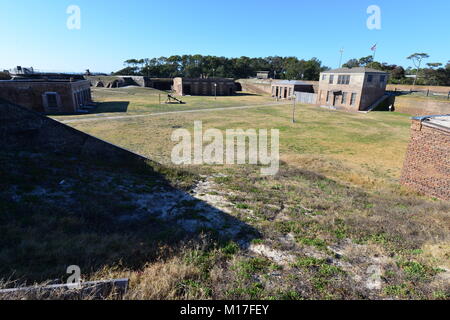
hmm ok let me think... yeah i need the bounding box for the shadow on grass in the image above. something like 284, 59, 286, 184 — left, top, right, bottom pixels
93, 101, 130, 113
235, 92, 262, 97
45, 101, 130, 116
0, 146, 260, 285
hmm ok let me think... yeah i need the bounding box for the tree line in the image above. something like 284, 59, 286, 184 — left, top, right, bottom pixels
114, 55, 329, 81
342, 53, 450, 86
114, 53, 450, 86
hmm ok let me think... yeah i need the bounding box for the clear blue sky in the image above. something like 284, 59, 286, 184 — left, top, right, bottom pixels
0, 0, 448, 73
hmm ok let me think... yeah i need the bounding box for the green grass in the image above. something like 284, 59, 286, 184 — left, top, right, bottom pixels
52, 87, 277, 121
3, 92, 449, 300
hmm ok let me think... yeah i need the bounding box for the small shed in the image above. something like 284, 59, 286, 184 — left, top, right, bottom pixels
271, 80, 315, 99
256, 71, 270, 79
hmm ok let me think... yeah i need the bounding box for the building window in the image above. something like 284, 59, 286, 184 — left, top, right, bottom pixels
367, 75, 373, 83
341, 92, 347, 104
322, 74, 327, 81
380, 75, 386, 83
46, 93, 58, 108
350, 93, 357, 105
337, 75, 350, 85
329, 75, 334, 84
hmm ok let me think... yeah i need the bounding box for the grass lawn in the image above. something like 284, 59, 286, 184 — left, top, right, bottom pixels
3, 91, 449, 300
67, 102, 412, 191
52, 87, 279, 121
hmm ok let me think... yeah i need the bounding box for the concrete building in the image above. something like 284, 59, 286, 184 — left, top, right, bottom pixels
271, 80, 315, 99
0, 79, 92, 114
401, 115, 450, 201
173, 78, 236, 96
256, 71, 270, 79
317, 67, 389, 111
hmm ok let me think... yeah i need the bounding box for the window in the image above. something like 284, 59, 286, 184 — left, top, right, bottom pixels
350, 93, 357, 105
322, 74, 327, 81
337, 75, 350, 85
367, 75, 373, 83
341, 92, 347, 104
380, 75, 386, 83
329, 75, 334, 84
46, 93, 58, 108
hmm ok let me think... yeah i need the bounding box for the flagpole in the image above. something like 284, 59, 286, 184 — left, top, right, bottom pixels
372, 43, 378, 61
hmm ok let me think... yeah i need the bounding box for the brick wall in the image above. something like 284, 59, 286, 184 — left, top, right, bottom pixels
393, 96, 450, 116
0, 80, 91, 113
401, 120, 450, 200
173, 78, 236, 96
0, 101, 148, 165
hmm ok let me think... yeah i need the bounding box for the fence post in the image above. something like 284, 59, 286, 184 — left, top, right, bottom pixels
427, 89, 429, 97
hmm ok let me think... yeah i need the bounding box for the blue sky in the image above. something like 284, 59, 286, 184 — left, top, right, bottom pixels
0, 0, 448, 73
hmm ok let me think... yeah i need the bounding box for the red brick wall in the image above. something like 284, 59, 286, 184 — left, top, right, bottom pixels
0, 80, 91, 113
401, 120, 450, 200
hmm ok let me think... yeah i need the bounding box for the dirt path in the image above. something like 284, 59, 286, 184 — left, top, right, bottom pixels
56, 102, 291, 124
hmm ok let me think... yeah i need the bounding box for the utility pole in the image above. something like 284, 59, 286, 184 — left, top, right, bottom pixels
214, 83, 217, 100
292, 95, 297, 123
339, 48, 344, 68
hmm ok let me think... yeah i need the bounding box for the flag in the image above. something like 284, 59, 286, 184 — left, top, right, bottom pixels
371, 44, 377, 51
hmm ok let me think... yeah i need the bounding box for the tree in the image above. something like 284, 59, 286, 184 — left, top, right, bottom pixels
116, 55, 329, 80
391, 66, 405, 80
366, 61, 384, 70
426, 62, 442, 69
342, 59, 360, 68
358, 56, 374, 67
113, 66, 139, 75
407, 53, 429, 86
425, 63, 444, 86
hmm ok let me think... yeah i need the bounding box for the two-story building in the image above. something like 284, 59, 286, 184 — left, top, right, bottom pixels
317, 67, 389, 111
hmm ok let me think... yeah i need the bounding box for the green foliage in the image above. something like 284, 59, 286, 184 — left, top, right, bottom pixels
341, 53, 450, 86
116, 55, 329, 81
235, 257, 273, 279
221, 241, 239, 255
383, 284, 412, 297
397, 260, 435, 280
